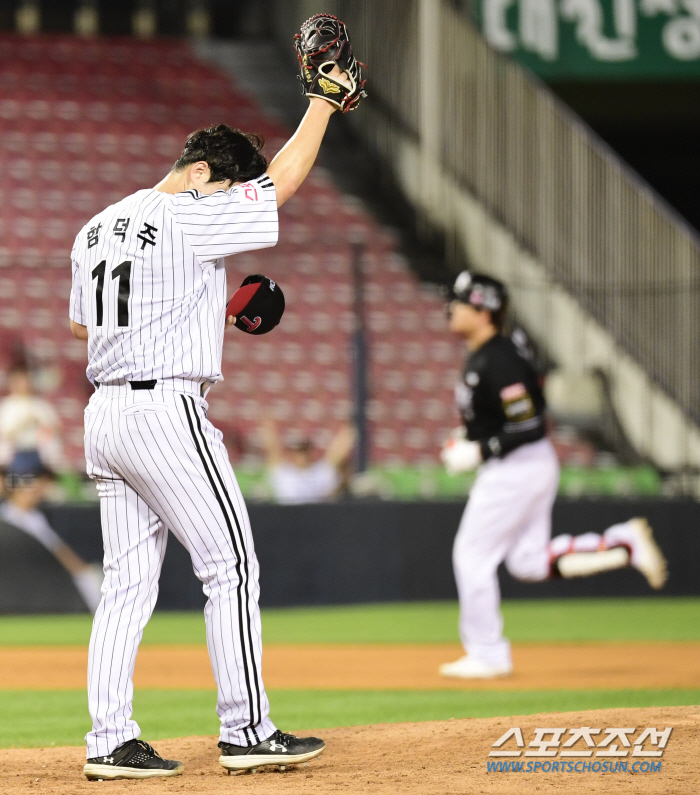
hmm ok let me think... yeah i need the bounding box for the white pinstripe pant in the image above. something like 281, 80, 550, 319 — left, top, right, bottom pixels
83, 381, 275, 758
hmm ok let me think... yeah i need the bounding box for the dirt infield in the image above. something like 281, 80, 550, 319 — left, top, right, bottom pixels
1, 706, 697, 793
1, 642, 700, 690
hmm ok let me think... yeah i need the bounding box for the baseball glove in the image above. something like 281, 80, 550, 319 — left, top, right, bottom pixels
294, 13, 367, 113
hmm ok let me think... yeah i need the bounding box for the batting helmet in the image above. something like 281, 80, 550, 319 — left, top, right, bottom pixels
451, 271, 508, 312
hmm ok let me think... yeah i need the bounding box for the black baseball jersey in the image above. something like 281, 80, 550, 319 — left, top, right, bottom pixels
455, 333, 546, 460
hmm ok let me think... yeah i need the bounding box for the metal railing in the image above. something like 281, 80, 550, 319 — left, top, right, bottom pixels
272, 0, 700, 429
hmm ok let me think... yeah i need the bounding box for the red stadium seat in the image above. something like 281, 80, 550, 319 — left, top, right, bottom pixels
0, 33, 461, 469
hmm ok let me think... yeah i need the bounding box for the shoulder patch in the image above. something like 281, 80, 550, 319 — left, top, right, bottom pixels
238, 182, 265, 205
500, 382, 535, 422
500, 383, 527, 401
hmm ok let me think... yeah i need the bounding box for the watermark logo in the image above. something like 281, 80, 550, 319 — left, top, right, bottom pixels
487, 727, 672, 773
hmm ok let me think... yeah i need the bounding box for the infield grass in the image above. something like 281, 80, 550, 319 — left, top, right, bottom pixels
2, 599, 697, 749
1, 688, 699, 749
0, 597, 699, 645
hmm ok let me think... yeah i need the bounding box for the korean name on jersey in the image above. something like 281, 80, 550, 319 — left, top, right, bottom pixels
69, 176, 277, 388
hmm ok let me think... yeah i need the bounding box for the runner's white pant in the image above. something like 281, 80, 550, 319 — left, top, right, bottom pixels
453, 438, 638, 668
453, 438, 559, 668
83, 381, 275, 758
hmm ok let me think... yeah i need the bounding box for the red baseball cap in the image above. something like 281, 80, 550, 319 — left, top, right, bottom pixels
227, 274, 285, 335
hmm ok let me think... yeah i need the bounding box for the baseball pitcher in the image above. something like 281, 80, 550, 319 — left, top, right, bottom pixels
69, 15, 366, 780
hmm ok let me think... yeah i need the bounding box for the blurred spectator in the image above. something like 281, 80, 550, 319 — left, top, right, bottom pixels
0, 450, 102, 613
261, 417, 355, 504
0, 363, 65, 471
550, 423, 601, 467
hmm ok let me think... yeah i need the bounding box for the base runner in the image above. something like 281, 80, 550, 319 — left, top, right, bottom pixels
439, 272, 667, 679
69, 15, 366, 780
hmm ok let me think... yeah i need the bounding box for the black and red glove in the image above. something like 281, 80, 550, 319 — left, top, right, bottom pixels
294, 13, 367, 113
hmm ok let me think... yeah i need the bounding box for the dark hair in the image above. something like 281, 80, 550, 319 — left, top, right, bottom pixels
288, 438, 313, 455
8, 362, 30, 376
173, 124, 267, 184
490, 300, 509, 332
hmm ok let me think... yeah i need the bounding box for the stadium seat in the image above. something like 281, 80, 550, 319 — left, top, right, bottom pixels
0, 33, 463, 468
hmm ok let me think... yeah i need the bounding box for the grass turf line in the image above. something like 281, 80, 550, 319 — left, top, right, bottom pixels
1, 688, 699, 749
0, 597, 699, 645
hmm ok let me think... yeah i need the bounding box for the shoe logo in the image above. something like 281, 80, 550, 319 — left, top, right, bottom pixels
268, 742, 288, 753
102, 756, 114, 764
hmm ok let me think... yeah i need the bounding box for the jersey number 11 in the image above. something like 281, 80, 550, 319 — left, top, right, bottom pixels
92, 260, 132, 327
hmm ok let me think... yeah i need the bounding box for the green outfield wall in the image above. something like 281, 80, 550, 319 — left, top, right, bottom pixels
0, 499, 692, 613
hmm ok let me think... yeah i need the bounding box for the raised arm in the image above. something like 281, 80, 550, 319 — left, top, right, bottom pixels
266, 98, 335, 208
324, 424, 356, 469
266, 62, 352, 207
259, 415, 284, 468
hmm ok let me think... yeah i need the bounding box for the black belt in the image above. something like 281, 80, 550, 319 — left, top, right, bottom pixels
95, 380, 157, 390
95, 380, 205, 396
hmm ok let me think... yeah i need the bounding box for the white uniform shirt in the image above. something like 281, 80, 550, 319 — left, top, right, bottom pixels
0, 395, 60, 447
269, 462, 341, 504
69, 175, 278, 387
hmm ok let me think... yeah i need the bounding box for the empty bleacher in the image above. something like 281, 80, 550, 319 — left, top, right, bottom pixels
0, 34, 464, 471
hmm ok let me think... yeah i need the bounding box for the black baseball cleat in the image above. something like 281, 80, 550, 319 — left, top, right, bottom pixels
218, 730, 325, 773
83, 739, 184, 780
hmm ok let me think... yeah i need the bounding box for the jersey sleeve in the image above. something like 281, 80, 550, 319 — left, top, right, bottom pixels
169, 174, 278, 265
69, 241, 86, 326
480, 354, 545, 460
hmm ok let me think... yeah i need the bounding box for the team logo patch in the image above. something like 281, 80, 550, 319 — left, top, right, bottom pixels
319, 77, 341, 94
504, 398, 534, 419
500, 383, 527, 401
470, 285, 502, 311
500, 383, 535, 421
240, 315, 262, 332
469, 288, 484, 306
239, 183, 264, 204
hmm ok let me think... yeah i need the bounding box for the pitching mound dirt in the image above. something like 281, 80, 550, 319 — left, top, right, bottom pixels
2, 706, 698, 794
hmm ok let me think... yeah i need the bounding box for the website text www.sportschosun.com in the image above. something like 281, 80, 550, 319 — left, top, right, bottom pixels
487, 759, 663, 773
486, 725, 672, 772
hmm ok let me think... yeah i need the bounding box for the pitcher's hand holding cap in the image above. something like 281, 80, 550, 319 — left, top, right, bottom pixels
226, 274, 285, 335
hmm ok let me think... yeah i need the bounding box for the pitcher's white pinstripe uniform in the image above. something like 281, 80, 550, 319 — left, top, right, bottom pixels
70, 176, 276, 387
69, 175, 279, 758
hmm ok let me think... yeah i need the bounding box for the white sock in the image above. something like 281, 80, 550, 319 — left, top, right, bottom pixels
556, 547, 630, 579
